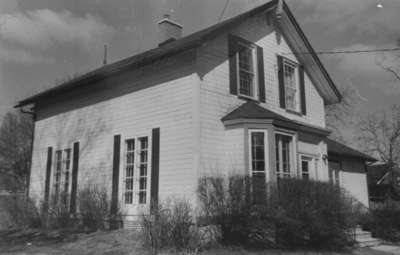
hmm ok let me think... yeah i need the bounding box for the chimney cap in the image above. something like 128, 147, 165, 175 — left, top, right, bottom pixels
158, 14, 183, 28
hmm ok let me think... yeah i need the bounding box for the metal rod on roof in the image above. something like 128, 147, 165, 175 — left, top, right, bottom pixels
103, 44, 108, 65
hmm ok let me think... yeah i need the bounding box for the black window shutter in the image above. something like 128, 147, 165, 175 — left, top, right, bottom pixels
257, 46, 266, 103
111, 135, 121, 218
228, 35, 238, 95
44, 147, 53, 211
299, 65, 307, 115
277, 55, 286, 109
70, 142, 80, 214
150, 128, 160, 213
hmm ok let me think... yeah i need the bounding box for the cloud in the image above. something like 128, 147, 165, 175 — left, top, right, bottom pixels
287, 0, 400, 45
0, 9, 115, 50
0, 42, 53, 64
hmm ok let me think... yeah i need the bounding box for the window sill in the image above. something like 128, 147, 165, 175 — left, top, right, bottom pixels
286, 109, 303, 116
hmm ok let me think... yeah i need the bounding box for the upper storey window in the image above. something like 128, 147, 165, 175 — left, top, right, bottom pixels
229, 35, 266, 103
278, 56, 307, 115
238, 43, 257, 98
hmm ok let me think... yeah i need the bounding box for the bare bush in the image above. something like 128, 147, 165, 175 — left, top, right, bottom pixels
140, 200, 202, 254
77, 185, 117, 231
198, 175, 360, 250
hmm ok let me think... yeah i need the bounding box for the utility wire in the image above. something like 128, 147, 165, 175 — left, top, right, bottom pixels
218, 0, 231, 23
283, 47, 400, 55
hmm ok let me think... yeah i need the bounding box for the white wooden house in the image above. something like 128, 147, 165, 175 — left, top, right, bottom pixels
16, 0, 370, 224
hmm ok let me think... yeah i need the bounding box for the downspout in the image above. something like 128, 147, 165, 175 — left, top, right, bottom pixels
19, 106, 36, 200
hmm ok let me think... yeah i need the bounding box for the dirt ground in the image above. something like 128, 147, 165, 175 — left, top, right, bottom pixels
0, 228, 395, 255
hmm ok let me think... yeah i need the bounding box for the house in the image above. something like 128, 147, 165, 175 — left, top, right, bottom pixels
367, 163, 400, 208
326, 139, 377, 207
16, 0, 349, 225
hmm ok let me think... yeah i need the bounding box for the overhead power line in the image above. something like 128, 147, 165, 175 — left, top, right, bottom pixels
218, 0, 231, 23
283, 47, 400, 55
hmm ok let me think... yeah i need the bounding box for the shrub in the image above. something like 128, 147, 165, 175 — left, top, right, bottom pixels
275, 178, 357, 250
198, 175, 276, 248
198, 176, 359, 250
46, 192, 73, 229
370, 207, 400, 242
77, 185, 113, 231
2, 194, 43, 228
140, 200, 201, 254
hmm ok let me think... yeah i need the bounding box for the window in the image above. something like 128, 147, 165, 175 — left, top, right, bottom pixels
251, 131, 266, 174
238, 43, 257, 98
275, 133, 294, 179
125, 139, 135, 204
301, 156, 312, 180
53, 148, 71, 205
283, 59, 299, 111
249, 130, 268, 203
124, 136, 149, 205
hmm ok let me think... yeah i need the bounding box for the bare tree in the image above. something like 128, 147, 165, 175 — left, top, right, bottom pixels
325, 85, 360, 141
0, 111, 34, 192
358, 105, 400, 203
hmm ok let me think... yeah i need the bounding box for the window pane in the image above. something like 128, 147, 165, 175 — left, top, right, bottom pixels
275, 134, 292, 178
251, 132, 265, 173
238, 43, 255, 97
138, 137, 149, 205
283, 60, 298, 111
125, 139, 135, 204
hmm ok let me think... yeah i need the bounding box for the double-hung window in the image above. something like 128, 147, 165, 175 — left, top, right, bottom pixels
238, 43, 257, 99
275, 133, 294, 179
301, 156, 312, 180
278, 55, 306, 114
229, 35, 266, 102
283, 59, 299, 111
124, 136, 149, 205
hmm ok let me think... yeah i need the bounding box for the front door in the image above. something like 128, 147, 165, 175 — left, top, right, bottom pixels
328, 159, 341, 185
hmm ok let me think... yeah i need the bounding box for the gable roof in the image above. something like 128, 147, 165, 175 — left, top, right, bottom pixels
222, 101, 331, 136
326, 138, 377, 162
16, 0, 340, 108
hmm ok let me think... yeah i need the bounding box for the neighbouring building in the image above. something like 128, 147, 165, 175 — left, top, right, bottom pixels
367, 163, 400, 209
326, 139, 377, 207
16, 0, 372, 225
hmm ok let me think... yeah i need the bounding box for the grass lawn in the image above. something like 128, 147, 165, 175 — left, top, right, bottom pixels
0, 229, 394, 255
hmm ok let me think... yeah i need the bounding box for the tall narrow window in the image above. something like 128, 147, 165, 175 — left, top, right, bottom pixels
53, 150, 62, 204
301, 156, 312, 180
251, 132, 265, 173
238, 43, 256, 98
275, 134, 294, 179
125, 139, 135, 204
250, 130, 267, 204
138, 137, 149, 204
283, 60, 298, 111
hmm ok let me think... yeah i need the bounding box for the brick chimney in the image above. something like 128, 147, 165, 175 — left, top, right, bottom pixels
158, 14, 183, 47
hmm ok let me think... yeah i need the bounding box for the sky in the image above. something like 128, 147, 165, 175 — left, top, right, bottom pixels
0, 0, 399, 144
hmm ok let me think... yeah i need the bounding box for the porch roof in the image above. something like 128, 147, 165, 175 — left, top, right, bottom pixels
326, 138, 377, 162
221, 101, 331, 136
